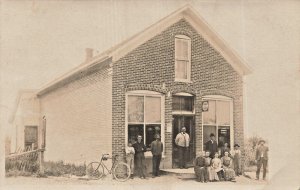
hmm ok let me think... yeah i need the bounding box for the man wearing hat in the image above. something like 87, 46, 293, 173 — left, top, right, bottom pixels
232, 143, 242, 176
150, 134, 163, 177
175, 127, 190, 168
255, 140, 269, 180
205, 133, 218, 159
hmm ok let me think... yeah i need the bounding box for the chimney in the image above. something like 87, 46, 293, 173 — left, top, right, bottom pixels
85, 48, 94, 62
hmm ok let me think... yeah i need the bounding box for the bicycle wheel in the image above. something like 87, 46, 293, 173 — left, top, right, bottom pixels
86, 162, 104, 179
113, 162, 131, 182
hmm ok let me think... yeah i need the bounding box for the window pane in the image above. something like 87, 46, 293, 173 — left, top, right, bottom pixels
218, 126, 230, 148
172, 96, 181, 111
175, 38, 189, 60
145, 125, 161, 148
128, 95, 144, 122
172, 96, 194, 112
24, 126, 37, 143
175, 60, 188, 79
216, 101, 230, 125
203, 125, 216, 149
203, 100, 216, 124
182, 96, 194, 111
145, 96, 161, 123
128, 124, 144, 144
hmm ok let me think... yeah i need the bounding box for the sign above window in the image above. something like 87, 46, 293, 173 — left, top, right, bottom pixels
202, 101, 209, 112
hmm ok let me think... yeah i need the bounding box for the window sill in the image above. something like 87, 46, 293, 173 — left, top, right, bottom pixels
174, 79, 193, 83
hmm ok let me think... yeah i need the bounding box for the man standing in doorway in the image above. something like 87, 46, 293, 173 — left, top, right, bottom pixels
151, 134, 163, 177
175, 127, 190, 169
255, 140, 269, 180
133, 135, 147, 179
205, 133, 218, 159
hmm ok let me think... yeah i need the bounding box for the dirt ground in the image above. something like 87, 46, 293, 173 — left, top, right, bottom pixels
3, 172, 268, 190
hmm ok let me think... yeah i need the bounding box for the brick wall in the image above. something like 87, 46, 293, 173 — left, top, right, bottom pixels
39, 65, 112, 164
112, 19, 244, 168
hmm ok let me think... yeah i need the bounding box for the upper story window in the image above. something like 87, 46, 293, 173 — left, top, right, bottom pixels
175, 35, 191, 82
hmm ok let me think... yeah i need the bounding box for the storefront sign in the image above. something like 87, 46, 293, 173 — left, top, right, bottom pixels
202, 101, 209, 112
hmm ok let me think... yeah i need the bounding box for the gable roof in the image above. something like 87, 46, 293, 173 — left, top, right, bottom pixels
37, 4, 251, 96
9, 89, 38, 123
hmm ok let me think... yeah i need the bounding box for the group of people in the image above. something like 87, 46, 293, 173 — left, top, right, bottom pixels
194, 133, 242, 182
194, 133, 269, 182
194, 149, 240, 182
124, 127, 269, 182
125, 134, 163, 179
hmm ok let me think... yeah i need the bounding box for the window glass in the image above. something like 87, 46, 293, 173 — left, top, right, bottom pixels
145, 125, 161, 148
128, 124, 144, 144
175, 60, 188, 79
172, 96, 194, 112
203, 100, 216, 124
218, 126, 230, 147
182, 96, 194, 111
216, 101, 230, 125
175, 36, 190, 81
175, 39, 189, 60
127, 93, 163, 147
145, 96, 161, 123
172, 96, 181, 111
128, 95, 144, 122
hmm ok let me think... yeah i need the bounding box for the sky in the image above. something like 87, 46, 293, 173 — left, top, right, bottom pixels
1, 0, 300, 181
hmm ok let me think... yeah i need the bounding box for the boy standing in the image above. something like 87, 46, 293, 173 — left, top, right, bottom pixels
125, 142, 135, 179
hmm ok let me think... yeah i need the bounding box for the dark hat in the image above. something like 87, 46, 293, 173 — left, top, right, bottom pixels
234, 144, 240, 147
210, 133, 215, 137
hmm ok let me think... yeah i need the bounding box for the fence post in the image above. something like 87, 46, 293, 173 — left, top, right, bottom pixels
39, 150, 45, 174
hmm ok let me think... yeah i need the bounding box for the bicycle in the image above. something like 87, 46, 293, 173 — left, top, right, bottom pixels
86, 154, 131, 182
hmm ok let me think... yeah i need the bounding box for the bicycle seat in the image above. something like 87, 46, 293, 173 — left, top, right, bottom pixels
102, 154, 110, 160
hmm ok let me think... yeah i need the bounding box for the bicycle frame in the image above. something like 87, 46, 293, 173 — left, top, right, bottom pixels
98, 154, 119, 175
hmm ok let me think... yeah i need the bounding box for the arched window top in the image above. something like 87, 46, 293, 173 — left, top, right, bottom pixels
175, 35, 191, 40
174, 92, 194, 97
126, 90, 161, 96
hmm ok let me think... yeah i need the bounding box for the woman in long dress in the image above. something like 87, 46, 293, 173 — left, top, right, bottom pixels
221, 151, 236, 181
204, 151, 218, 182
211, 152, 224, 181
194, 151, 208, 182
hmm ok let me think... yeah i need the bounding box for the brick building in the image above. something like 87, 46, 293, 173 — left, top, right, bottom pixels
10, 6, 251, 169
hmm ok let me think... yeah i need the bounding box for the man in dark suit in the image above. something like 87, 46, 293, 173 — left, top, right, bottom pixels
255, 140, 269, 180
150, 134, 163, 177
133, 135, 147, 179
205, 133, 218, 159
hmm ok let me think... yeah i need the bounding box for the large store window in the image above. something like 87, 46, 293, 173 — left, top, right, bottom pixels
202, 97, 233, 149
175, 35, 191, 82
127, 91, 163, 148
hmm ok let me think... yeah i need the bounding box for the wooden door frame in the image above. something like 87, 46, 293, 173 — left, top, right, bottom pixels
172, 115, 196, 168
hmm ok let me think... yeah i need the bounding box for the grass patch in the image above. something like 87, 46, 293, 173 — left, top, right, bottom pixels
44, 161, 86, 177
6, 169, 33, 177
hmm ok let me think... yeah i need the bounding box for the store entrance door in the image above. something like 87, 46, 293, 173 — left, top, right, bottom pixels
172, 115, 195, 168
